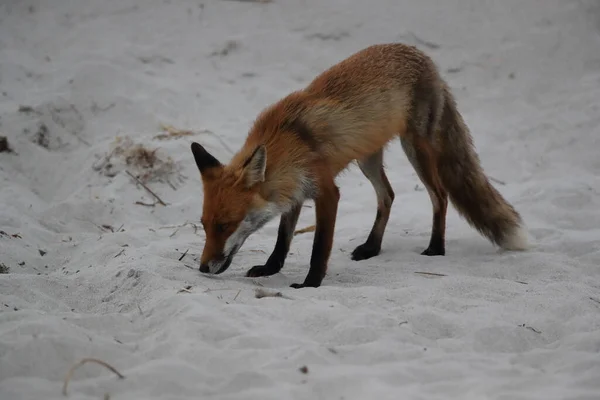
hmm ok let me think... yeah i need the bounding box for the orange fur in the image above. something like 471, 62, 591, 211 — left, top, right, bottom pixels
191, 43, 528, 288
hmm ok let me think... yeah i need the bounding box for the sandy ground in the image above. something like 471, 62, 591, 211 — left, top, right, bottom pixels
1, 0, 600, 399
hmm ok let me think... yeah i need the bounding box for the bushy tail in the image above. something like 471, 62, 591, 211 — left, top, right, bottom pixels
437, 86, 529, 250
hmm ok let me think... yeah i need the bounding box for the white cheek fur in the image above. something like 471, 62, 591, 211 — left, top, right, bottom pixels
223, 202, 281, 257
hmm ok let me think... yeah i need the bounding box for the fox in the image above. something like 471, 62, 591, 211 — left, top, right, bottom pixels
190, 43, 529, 289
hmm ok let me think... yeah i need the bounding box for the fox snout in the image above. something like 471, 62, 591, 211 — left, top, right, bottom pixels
199, 251, 235, 275
199, 263, 210, 273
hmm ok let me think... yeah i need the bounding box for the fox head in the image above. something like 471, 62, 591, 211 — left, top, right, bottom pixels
190, 142, 278, 274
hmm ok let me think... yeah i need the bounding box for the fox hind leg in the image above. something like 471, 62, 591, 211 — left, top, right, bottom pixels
400, 137, 448, 256
351, 149, 395, 261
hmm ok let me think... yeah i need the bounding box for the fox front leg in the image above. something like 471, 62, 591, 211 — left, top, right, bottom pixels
246, 203, 302, 278
290, 181, 340, 289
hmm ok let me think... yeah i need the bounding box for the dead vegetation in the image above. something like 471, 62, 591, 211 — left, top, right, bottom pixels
62, 358, 124, 396
93, 135, 184, 188
294, 225, 315, 236
153, 124, 198, 140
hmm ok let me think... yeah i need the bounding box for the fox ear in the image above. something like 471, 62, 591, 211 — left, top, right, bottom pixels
191, 142, 221, 174
241, 145, 267, 187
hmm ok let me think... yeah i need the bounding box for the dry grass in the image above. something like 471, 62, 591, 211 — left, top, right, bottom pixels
93, 136, 184, 186
153, 123, 197, 140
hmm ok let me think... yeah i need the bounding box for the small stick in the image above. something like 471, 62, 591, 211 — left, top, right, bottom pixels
165, 179, 177, 191
233, 289, 241, 301
116, 224, 124, 232
514, 280, 528, 285
62, 358, 125, 396
178, 249, 189, 261
125, 170, 166, 206
526, 326, 541, 334
414, 271, 447, 277
294, 225, 316, 236
135, 201, 157, 207
489, 176, 506, 186
113, 249, 125, 258
159, 222, 200, 235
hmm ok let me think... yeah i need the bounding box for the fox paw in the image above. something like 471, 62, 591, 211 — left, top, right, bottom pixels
246, 264, 279, 277
421, 246, 445, 256
290, 281, 321, 289
351, 243, 381, 261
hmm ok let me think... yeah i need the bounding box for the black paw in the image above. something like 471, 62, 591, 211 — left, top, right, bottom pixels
246, 264, 279, 277
421, 246, 445, 256
351, 243, 381, 261
290, 280, 321, 289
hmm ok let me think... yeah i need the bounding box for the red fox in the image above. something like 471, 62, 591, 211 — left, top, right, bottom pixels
190, 43, 529, 288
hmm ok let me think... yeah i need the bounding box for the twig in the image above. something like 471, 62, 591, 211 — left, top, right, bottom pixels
165, 179, 177, 191
527, 326, 542, 334
135, 201, 157, 207
113, 249, 125, 258
590, 297, 600, 305
160, 222, 200, 234
514, 280, 528, 285
183, 264, 195, 270
62, 358, 125, 396
116, 224, 124, 232
520, 324, 541, 334
125, 170, 167, 206
414, 271, 447, 277
294, 225, 316, 236
489, 176, 506, 186
233, 289, 241, 301
178, 249, 189, 261
177, 285, 193, 294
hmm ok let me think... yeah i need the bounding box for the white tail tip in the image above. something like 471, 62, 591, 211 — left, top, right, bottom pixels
500, 225, 531, 251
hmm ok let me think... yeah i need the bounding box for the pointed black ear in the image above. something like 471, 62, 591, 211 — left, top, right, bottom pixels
241, 145, 267, 187
191, 142, 221, 174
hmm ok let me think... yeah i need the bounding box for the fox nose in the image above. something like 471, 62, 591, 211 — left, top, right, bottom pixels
199, 264, 210, 273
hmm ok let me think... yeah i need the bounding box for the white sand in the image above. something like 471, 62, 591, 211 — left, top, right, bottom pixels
1, 0, 600, 399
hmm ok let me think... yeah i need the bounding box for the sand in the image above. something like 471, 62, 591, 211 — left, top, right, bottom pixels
1, 0, 599, 399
